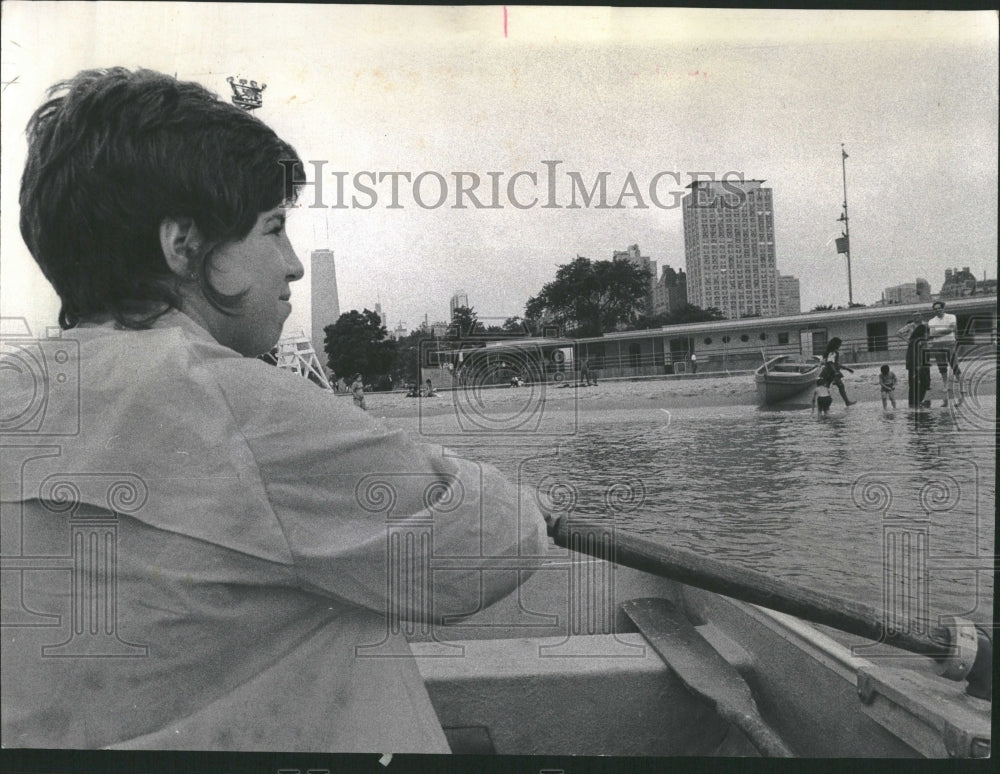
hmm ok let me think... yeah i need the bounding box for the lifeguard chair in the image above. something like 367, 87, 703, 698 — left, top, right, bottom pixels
262, 330, 334, 391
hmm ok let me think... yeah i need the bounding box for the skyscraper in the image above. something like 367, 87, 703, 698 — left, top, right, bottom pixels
612, 244, 656, 316
777, 273, 801, 315
449, 290, 470, 317
310, 249, 340, 360
653, 265, 687, 316
682, 180, 778, 319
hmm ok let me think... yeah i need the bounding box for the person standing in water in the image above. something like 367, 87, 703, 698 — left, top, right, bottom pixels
926, 299, 962, 406
879, 364, 898, 411
822, 338, 855, 406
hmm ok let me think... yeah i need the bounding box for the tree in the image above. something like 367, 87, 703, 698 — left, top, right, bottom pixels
391, 329, 431, 387
501, 316, 531, 335
525, 256, 651, 337
324, 309, 396, 386
448, 305, 485, 339
811, 304, 835, 312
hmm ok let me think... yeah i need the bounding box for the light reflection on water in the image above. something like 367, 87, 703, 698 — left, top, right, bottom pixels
418, 398, 996, 626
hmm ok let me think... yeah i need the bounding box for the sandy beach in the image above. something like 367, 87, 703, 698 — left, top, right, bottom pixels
356, 360, 996, 419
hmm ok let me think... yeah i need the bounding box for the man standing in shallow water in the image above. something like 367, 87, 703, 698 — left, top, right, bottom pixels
926, 300, 962, 406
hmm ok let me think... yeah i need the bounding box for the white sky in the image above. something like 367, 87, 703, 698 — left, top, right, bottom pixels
2, 4, 997, 338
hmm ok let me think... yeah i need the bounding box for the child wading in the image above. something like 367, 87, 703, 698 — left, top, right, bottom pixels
879, 364, 898, 411
811, 364, 835, 417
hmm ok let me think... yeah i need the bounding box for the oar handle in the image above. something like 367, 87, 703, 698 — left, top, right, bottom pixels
552, 519, 952, 659
724, 709, 794, 757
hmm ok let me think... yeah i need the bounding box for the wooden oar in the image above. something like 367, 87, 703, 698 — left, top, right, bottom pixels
623, 597, 793, 757
553, 520, 954, 660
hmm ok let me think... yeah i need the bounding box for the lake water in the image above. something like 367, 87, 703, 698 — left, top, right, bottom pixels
404, 394, 996, 629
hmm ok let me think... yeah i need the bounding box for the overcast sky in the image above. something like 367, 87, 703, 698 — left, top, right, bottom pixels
2, 4, 997, 338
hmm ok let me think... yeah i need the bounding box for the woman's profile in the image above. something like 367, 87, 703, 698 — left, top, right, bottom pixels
2, 67, 550, 751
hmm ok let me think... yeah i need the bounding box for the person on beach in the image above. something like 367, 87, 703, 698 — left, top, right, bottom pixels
879, 364, 898, 411
897, 314, 932, 408
579, 357, 591, 386
811, 368, 834, 417
822, 337, 855, 405
689, 352, 697, 374
351, 372, 368, 410
926, 300, 962, 406
2, 67, 551, 752
424, 378, 437, 396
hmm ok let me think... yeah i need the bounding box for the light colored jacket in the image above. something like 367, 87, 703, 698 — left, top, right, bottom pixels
1, 311, 547, 751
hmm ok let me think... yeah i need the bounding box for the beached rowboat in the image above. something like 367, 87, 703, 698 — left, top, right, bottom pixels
755, 355, 823, 405
412, 527, 991, 758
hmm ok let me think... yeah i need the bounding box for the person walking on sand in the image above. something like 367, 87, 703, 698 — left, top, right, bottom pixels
351, 373, 367, 410
689, 352, 697, 374
822, 338, 855, 405
879, 364, 898, 411
926, 300, 962, 406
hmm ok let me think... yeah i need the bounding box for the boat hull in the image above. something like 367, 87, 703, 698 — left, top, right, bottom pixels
413, 555, 990, 757
755, 356, 822, 405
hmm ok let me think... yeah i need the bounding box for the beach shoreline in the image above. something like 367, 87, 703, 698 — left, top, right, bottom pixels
356, 360, 996, 418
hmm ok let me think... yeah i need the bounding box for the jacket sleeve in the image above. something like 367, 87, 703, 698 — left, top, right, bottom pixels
222, 361, 550, 624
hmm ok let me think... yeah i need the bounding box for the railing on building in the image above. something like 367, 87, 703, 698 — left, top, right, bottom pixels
579, 329, 997, 379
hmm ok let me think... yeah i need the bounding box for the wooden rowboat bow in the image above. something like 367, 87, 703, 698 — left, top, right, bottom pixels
551, 518, 992, 700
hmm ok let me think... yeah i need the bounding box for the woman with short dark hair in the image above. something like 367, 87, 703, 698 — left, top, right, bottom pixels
4, 67, 549, 751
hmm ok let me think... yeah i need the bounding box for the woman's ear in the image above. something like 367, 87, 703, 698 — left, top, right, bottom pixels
159, 216, 203, 280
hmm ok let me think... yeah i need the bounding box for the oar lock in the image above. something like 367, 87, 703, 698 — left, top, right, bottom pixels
933, 616, 992, 700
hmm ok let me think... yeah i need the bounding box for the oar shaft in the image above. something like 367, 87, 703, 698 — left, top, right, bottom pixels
553, 521, 952, 659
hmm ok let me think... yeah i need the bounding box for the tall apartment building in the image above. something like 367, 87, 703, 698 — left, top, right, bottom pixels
653, 265, 687, 316
449, 290, 470, 317
776, 273, 801, 315
310, 248, 340, 359
682, 179, 778, 319
612, 244, 657, 315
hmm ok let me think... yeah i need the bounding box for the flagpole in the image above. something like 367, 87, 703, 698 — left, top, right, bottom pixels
840, 144, 853, 306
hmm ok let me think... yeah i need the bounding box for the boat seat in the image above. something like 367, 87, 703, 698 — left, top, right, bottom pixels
443, 725, 497, 754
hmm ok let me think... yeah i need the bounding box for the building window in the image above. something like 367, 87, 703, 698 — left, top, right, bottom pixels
778, 332, 789, 345
759, 333, 767, 341
866, 321, 888, 352
704, 337, 712, 344
740, 334, 750, 342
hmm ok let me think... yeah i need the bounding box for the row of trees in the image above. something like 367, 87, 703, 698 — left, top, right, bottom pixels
320, 255, 725, 386
322, 305, 510, 390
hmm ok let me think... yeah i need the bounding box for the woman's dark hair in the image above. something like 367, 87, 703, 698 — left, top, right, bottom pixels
824, 337, 843, 355
19, 67, 302, 329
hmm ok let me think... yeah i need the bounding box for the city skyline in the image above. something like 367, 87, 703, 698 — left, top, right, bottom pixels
2, 6, 996, 340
